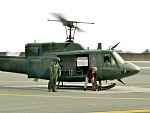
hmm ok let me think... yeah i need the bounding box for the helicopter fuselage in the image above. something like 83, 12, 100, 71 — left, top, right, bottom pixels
0, 42, 140, 83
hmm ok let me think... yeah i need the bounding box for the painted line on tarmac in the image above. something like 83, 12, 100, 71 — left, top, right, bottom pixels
0, 93, 150, 101
89, 109, 150, 113
0, 80, 47, 82
2, 84, 150, 94
130, 61, 150, 62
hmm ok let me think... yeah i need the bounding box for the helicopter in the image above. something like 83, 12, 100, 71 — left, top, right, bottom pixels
0, 13, 140, 90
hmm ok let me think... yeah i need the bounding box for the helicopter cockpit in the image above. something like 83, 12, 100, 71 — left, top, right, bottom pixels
103, 51, 124, 68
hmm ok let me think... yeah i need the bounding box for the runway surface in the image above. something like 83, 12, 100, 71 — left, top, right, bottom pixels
0, 61, 150, 113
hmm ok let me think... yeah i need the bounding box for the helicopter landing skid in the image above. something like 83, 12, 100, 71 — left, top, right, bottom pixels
100, 83, 116, 90
57, 83, 116, 91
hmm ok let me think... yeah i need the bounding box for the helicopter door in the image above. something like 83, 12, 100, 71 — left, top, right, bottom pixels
40, 55, 56, 79
89, 54, 103, 80
101, 53, 118, 80
28, 55, 55, 79
89, 54, 102, 67
89, 54, 96, 67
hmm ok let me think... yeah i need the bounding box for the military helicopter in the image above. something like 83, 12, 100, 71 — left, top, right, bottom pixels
0, 13, 140, 90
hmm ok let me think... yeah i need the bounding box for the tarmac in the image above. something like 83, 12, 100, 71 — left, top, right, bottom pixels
0, 61, 150, 113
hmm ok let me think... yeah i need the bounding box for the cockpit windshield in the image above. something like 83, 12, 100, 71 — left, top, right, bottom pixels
113, 51, 124, 66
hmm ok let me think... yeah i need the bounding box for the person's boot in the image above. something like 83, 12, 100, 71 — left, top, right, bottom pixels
84, 88, 86, 91
52, 90, 57, 92
48, 89, 52, 92
52, 89, 57, 92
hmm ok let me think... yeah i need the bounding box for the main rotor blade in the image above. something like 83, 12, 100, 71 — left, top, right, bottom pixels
49, 13, 69, 26
75, 27, 84, 32
74, 21, 94, 24
49, 13, 94, 25
47, 19, 60, 22
51, 13, 67, 22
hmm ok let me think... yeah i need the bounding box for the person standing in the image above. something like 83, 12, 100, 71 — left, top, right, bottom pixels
83, 67, 97, 91
48, 57, 61, 92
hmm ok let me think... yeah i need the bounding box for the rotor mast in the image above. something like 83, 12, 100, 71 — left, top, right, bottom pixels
68, 26, 74, 42
65, 22, 77, 42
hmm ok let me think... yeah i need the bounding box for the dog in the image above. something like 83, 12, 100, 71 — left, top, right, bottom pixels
92, 81, 99, 91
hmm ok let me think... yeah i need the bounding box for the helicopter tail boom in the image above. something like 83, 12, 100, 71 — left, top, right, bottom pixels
0, 56, 27, 74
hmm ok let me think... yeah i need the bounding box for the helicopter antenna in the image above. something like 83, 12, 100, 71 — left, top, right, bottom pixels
47, 13, 94, 42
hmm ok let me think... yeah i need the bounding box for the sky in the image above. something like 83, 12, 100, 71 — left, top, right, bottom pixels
0, 0, 150, 53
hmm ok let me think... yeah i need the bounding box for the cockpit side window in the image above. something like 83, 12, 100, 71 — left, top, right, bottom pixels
103, 54, 116, 68
104, 55, 111, 63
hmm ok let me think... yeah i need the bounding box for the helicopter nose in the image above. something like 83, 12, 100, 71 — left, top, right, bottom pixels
120, 62, 141, 76
131, 65, 141, 75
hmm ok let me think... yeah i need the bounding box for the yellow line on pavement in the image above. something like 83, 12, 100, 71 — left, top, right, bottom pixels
89, 109, 150, 113
0, 94, 150, 101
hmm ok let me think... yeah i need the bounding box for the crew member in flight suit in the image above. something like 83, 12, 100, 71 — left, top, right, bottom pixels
48, 57, 61, 92
83, 67, 97, 91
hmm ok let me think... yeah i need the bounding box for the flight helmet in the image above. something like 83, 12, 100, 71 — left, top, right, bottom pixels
52, 57, 60, 62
